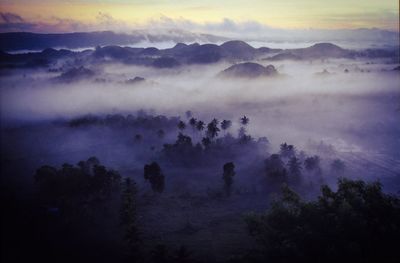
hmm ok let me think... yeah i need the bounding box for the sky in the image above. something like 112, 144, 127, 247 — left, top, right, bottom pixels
0, 0, 399, 33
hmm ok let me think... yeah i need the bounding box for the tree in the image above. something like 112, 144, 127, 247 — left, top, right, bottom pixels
196, 120, 205, 133
92, 164, 121, 196
240, 115, 249, 126
304, 155, 322, 175
34, 157, 121, 213
87, 156, 100, 166
265, 154, 287, 188
221, 119, 232, 134
288, 157, 302, 184
245, 178, 400, 263
177, 120, 186, 131
279, 142, 296, 159
144, 162, 165, 193
34, 165, 60, 201
238, 126, 246, 137
202, 137, 211, 148
238, 126, 252, 143
120, 178, 140, 256
222, 162, 235, 196
206, 118, 220, 139
92, 165, 109, 193
304, 156, 318, 170
189, 117, 197, 128
175, 133, 193, 147
189, 117, 197, 137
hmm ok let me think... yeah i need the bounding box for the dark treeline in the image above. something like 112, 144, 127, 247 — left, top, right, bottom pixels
68, 111, 180, 130
2, 111, 400, 263
244, 179, 400, 263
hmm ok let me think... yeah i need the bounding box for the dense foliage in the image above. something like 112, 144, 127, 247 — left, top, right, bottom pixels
35, 156, 121, 205
245, 178, 400, 263
144, 162, 165, 193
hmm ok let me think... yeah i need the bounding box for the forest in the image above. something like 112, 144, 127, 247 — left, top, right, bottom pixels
2, 110, 400, 262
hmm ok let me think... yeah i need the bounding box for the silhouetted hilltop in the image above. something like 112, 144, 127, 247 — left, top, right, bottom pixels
56, 66, 95, 82
268, 52, 302, 61
187, 44, 222, 64
219, 62, 278, 78
220, 40, 257, 60
125, 76, 145, 84
93, 45, 139, 60
294, 43, 349, 58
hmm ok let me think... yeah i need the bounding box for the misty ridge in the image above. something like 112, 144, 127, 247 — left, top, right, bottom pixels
1, 36, 400, 263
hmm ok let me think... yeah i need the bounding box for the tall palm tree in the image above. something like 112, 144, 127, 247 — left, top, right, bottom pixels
196, 120, 205, 134
240, 115, 249, 126
207, 119, 220, 139
189, 117, 197, 136
221, 119, 232, 135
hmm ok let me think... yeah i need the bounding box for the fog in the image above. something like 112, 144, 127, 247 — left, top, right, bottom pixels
1, 56, 399, 187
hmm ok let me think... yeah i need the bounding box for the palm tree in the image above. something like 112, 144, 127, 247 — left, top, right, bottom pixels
240, 115, 250, 126
177, 120, 186, 131
206, 118, 220, 139
189, 117, 197, 128
189, 117, 197, 136
196, 120, 205, 133
238, 126, 246, 138
221, 119, 232, 135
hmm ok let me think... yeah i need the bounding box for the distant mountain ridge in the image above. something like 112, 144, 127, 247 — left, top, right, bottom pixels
0, 40, 398, 70
0, 30, 228, 51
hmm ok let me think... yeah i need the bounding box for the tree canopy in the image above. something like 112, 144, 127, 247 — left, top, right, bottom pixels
245, 178, 400, 263
144, 162, 165, 193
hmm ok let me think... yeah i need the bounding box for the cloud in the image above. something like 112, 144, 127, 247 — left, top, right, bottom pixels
0, 12, 398, 49
0, 12, 37, 32
0, 12, 86, 32
139, 16, 398, 47
0, 12, 24, 23
96, 12, 115, 27
0, 11, 133, 33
